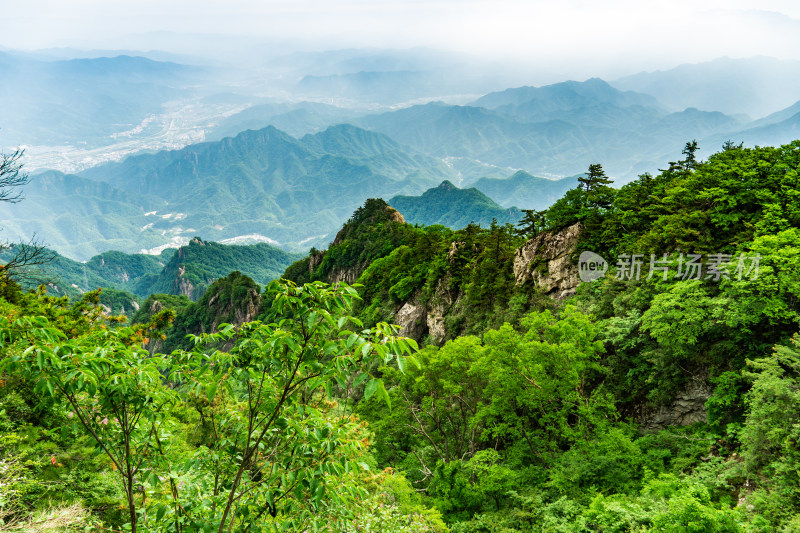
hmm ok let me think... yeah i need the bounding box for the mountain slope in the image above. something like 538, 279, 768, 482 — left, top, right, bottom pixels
0, 170, 170, 260
472, 171, 578, 210
143, 237, 303, 300
0, 53, 203, 147
705, 110, 800, 150
10, 124, 457, 259
0, 238, 301, 302
612, 56, 800, 118
356, 80, 745, 179
389, 180, 522, 228
208, 101, 356, 140
472, 77, 662, 121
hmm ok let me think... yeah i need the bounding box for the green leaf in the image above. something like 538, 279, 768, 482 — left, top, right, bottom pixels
206, 381, 218, 400
364, 377, 379, 401
353, 372, 369, 388
376, 380, 391, 410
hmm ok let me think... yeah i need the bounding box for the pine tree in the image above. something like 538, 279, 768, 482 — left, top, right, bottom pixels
577, 163, 614, 209
681, 140, 699, 170
515, 209, 547, 238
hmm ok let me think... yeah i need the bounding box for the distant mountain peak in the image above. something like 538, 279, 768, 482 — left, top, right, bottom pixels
471, 78, 660, 112
389, 182, 521, 229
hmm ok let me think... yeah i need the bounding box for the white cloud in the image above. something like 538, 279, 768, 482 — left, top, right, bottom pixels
2, 0, 799, 70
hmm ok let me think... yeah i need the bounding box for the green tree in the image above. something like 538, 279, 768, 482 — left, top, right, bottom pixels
740, 333, 800, 522
577, 163, 614, 209
171, 280, 417, 532
514, 209, 547, 239
0, 280, 418, 532
681, 140, 699, 171
0, 315, 175, 532
473, 306, 614, 465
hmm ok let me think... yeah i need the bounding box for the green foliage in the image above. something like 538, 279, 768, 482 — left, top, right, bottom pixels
577, 163, 615, 209
7, 139, 800, 532
515, 209, 548, 238
0, 278, 422, 532
0, 313, 176, 531
160, 280, 417, 531
287, 198, 534, 340
165, 271, 261, 351
359, 306, 614, 523
549, 426, 644, 499
131, 293, 193, 325
740, 334, 800, 524
97, 287, 140, 315
0, 238, 301, 304
473, 307, 614, 464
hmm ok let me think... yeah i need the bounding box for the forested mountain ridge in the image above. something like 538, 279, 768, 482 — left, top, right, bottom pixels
0, 123, 460, 259
7, 75, 800, 264
276, 140, 800, 529
389, 180, 523, 228
0, 237, 302, 306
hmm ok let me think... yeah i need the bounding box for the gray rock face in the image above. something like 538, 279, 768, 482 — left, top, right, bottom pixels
640, 378, 712, 429
392, 271, 458, 345
329, 267, 360, 285
513, 222, 583, 299
426, 275, 458, 344
393, 224, 585, 344
396, 297, 427, 339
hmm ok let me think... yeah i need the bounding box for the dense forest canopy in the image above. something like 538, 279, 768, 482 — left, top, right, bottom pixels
2, 140, 800, 531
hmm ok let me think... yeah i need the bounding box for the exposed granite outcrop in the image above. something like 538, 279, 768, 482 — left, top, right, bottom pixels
392, 270, 459, 345
308, 204, 407, 286
513, 222, 583, 299
392, 223, 585, 344
640, 377, 712, 429
206, 286, 261, 333
396, 295, 427, 339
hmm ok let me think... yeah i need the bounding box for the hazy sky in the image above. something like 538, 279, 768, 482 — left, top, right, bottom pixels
3, 0, 800, 72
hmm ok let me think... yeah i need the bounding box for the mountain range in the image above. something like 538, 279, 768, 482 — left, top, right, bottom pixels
0, 124, 460, 259
612, 56, 800, 118
354, 79, 748, 178
3, 53, 800, 265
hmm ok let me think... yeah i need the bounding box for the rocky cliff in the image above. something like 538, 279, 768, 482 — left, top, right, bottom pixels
296, 200, 408, 285
639, 377, 712, 430
512, 222, 583, 300
392, 224, 583, 344
395, 273, 459, 344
